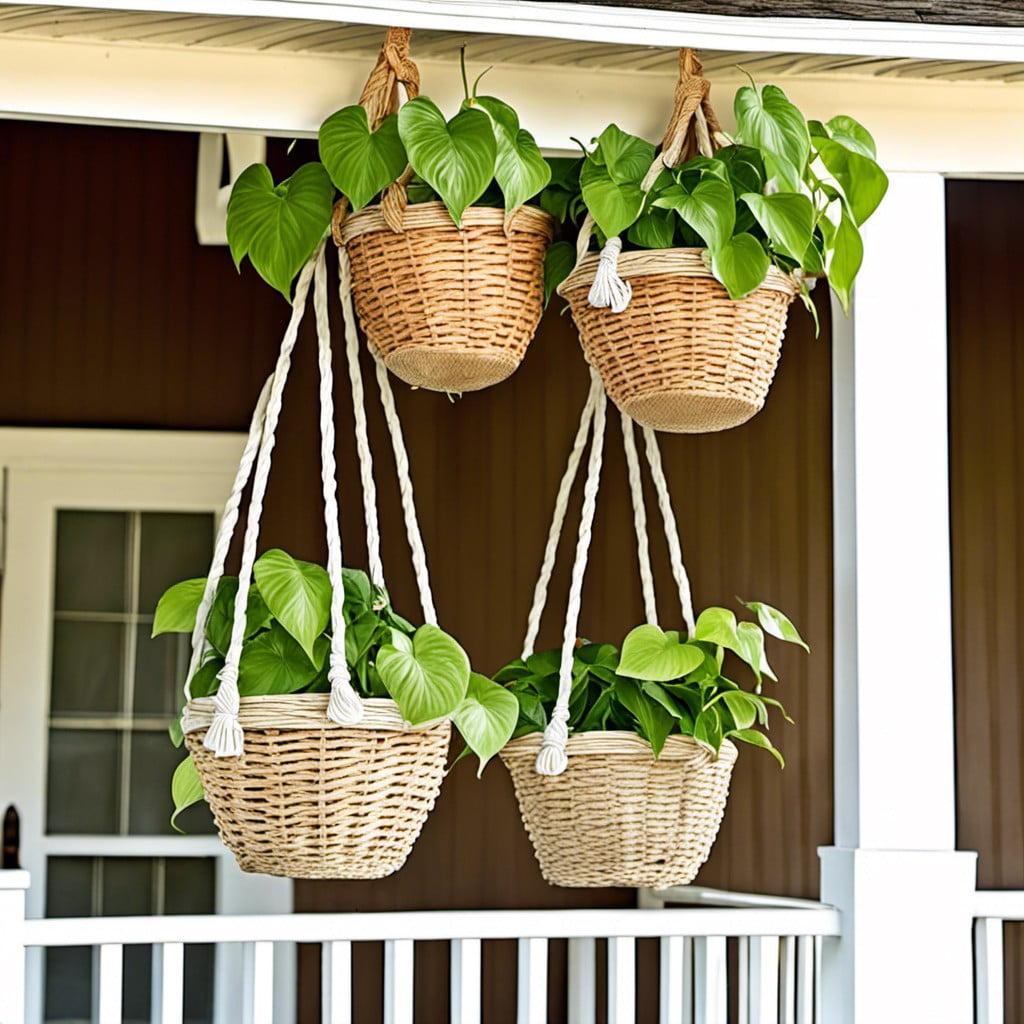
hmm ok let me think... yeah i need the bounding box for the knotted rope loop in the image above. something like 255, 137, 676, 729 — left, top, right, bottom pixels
568, 46, 721, 314
358, 27, 420, 131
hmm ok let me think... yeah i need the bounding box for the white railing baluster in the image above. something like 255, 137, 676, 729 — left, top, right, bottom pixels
607, 936, 636, 1024
568, 937, 596, 1024
693, 936, 727, 1024
974, 918, 1004, 1024
152, 942, 184, 1024
96, 943, 123, 1024
242, 941, 274, 1024
795, 935, 815, 1024
738, 936, 749, 1024
384, 939, 415, 1024
451, 938, 481, 1024
322, 940, 352, 1024
659, 936, 684, 1024
749, 936, 780, 1024
517, 937, 548, 1024
681, 936, 693, 1024
779, 936, 796, 1024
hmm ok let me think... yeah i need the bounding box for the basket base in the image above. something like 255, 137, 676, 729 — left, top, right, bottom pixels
384, 345, 521, 393
620, 389, 761, 434
233, 852, 406, 880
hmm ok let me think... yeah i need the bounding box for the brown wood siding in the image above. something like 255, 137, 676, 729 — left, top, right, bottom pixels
0, 119, 834, 1021
948, 179, 1024, 1019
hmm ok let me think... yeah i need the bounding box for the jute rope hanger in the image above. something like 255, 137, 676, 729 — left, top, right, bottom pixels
582, 48, 720, 314
522, 373, 697, 776
184, 243, 437, 756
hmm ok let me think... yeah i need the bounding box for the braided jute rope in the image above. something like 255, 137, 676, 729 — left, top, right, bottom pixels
331, 28, 554, 394
558, 48, 801, 434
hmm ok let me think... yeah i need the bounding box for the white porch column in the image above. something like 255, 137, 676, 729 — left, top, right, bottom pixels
820, 171, 977, 1024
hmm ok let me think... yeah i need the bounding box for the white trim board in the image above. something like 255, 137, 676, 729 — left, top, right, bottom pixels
4, 34, 1024, 176
17, 0, 1024, 62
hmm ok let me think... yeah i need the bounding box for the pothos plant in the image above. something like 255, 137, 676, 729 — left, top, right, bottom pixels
545, 79, 888, 321
154, 548, 517, 828
227, 54, 567, 300
495, 600, 807, 764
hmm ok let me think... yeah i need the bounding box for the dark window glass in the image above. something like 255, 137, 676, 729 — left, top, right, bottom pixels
46, 729, 120, 834
54, 511, 129, 613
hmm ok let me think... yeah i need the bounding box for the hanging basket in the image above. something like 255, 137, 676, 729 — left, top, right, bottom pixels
185, 698, 449, 879
180, 248, 448, 880
338, 201, 554, 393
561, 249, 799, 433
332, 29, 554, 394
558, 50, 801, 433
501, 732, 737, 888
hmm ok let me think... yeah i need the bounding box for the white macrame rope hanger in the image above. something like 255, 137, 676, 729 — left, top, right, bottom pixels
201, 249, 320, 757
523, 383, 699, 776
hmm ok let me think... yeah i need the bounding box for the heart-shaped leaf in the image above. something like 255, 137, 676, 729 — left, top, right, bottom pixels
714, 145, 766, 195
473, 96, 550, 212
731, 728, 785, 767
252, 549, 331, 663
592, 124, 655, 185
398, 98, 496, 225
627, 206, 676, 249
694, 608, 744, 655
741, 192, 814, 264
615, 677, 676, 756
238, 623, 327, 696
170, 756, 204, 833
741, 599, 810, 651
653, 177, 735, 251
188, 656, 224, 699
544, 240, 575, 304
318, 106, 407, 212
826, 207, 863, 314
827, 115, 877, 159
580, 159, 645, 239
619, 624, 706, 682
721, 690, 760, 731
453, 672, 519, 776
203, 578, 273, 657
734, 83, 810, 192
376, 624, 470, 725
226, 162, 334, 300
153, 578, 206, 636
814, 137, 888, 227
710, 234, 771, 299
735, 621, 777, 685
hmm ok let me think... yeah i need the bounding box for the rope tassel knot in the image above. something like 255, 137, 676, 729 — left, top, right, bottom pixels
535, 709, 570, 777
588, 237, 632, 314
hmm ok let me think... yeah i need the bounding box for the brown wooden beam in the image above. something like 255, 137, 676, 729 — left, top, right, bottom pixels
530, 0, 1024, 29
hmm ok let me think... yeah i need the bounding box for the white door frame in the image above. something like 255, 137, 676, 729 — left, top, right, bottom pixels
0, 428, 293, 1024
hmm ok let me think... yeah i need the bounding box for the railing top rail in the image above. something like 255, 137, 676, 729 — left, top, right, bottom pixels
21, 906, 841, 947
646, 885, 833, 911
974, 890, 1024, 920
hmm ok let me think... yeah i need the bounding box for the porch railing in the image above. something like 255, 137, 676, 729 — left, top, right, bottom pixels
973, 889, 1024, 1024
0, 870, 841, 1024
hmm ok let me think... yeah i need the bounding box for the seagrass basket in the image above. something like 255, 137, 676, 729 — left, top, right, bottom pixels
560, 249, 801, 433
184, 696, 450, 879
501, 731, 737, 888
337, 202, 554, 393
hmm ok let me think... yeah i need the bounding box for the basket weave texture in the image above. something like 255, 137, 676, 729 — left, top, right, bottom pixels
338, 202, 554, 393
184, 696, 449, 880
501, 731, 737, 888
561, 249, 800, 433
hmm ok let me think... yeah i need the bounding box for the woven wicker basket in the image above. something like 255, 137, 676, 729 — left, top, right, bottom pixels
501, 731, 737, 888
184, 695, 450, 880
337, 202, 554, 393
561, 249, 800, 433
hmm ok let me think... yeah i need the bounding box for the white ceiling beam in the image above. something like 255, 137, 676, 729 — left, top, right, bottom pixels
3, 33, 1024, 176
18, 0, 1024, 63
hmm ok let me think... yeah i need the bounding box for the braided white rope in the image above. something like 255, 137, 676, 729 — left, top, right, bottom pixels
373, 353, 437, 626
521, 371, 604, 661
621, 412, 658, 626
642, 425, 696, 638
536, 368, 608, 776
204, 252, 319, 757
336, 246, 385, 588
587, 236, 632, 313
313, 251, 364, 726
183, 374, 273, 701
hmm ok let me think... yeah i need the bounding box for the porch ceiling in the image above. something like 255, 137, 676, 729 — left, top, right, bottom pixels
5, 3, 1024, 82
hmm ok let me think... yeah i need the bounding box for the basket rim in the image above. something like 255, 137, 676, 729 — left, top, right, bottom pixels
501, 730, 738, 762
182, 694, 450, 735
339, 200, 554, 243
559, 246, 801, 299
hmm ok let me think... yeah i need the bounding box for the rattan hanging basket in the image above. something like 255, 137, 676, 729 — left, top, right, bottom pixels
501, 731, 737, 888
558, 49, 801, 434
561, 249, 800, 433
185, 696, 450, 879
337, 202, 554, 393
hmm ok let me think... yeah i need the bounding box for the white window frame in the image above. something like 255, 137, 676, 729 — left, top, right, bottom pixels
0, 428, 294, 1024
